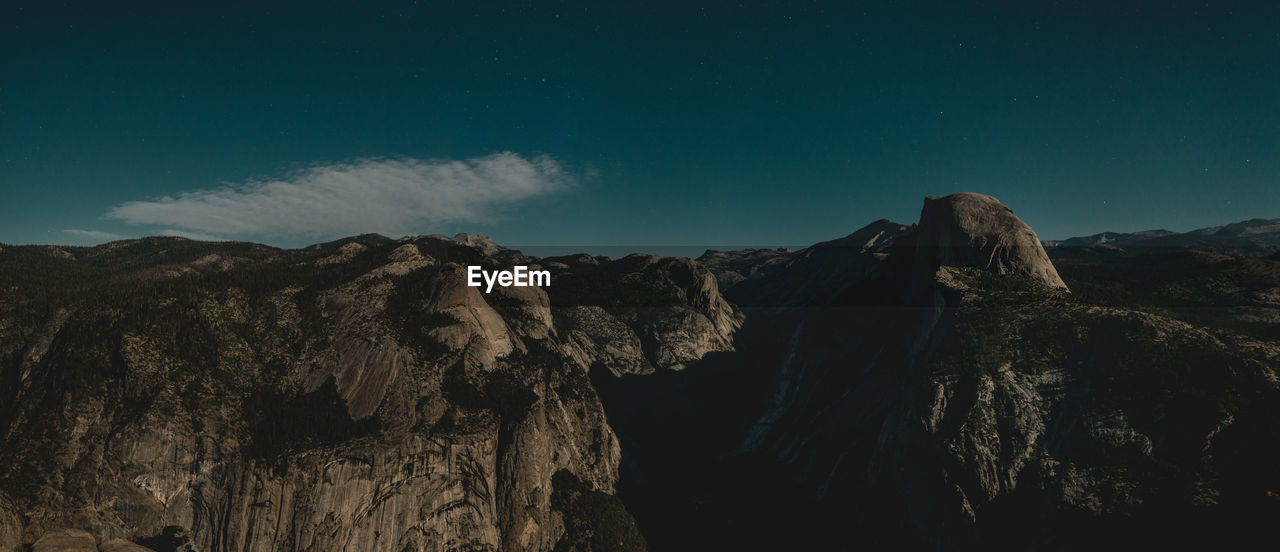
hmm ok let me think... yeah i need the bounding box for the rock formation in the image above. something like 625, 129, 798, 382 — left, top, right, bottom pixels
596, 193, 1280, 550
545, 254, 743, 373
0, 235, 695, 551
695, 248, 795, 291
909, 192, 1067, 292
2, 193, 1277, 551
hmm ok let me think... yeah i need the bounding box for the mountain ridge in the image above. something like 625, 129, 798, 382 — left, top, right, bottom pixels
2, 194, 1278, 551
1045, 217, 1280, 257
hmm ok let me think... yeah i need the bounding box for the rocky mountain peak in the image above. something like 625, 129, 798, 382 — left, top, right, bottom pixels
818, 218, 910, 253
303, 233, 392, 252
912, 192, 1067, 290
451, 233, 504, 255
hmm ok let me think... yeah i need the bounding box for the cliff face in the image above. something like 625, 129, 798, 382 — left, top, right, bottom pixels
542, 254, 743, 374
0, 236, 695, 551
763, 266, 1280, 548
3, 193, 1278, 551
598, 194, 1280, 550
911, 192, 1067, 293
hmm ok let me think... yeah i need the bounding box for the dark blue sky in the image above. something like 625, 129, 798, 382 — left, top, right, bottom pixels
3, 1, 1278, 249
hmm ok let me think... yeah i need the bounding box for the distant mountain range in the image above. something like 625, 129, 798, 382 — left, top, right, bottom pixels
1043, 217, 1280, 257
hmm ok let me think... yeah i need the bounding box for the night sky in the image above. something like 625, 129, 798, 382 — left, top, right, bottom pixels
3, 1, 1278, 250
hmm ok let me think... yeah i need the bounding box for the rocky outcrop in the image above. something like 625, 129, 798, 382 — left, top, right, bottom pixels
449, 233, 503, 256
545, 254, 743, 372
910, 193, 1067, 292
6, 193, 1276, 551
32, 529, 99, 551
1, 492, 22, 550
600, 193, 1279, 550
558, 306, 649, 376
864, 267, 1278, 546
1050, 248, 1280, 340
420, 264, 521, 360
23, 529, 155, 552
0, 236, 650, 552
97, 539, 156, 552
696, 248, 795, 291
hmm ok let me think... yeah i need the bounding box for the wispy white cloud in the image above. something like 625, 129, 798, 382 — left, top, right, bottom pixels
106, 152, 571, 240
64, 229, 129, 243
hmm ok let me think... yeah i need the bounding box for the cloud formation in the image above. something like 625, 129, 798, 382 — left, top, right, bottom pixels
106, 153, 570, 240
